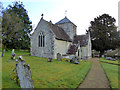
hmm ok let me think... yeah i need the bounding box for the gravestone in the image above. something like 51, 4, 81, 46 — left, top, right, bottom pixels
70, 56, 80, 64
74, 56, 80, 64
102, 55, 104, 58
1, 49, 5, 57
16, 56, 34, 88
48, 58, 52, 62
57, 53, 61, 61
11, 49, 15, 59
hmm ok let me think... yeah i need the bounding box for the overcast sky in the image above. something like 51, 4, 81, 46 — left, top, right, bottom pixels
2, 0, 119, 35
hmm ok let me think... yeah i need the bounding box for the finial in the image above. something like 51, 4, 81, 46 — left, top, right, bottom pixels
65, 10, 67, 17
41, 13, 44, 18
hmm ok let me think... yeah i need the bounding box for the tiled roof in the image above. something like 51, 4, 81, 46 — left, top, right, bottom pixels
74, 34, 89, 47
44, 19, 72, 42
55, 17, 71, 24
67, 44, 78, 54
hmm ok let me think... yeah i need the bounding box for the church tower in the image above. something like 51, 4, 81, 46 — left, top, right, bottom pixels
55, 17, 77, 41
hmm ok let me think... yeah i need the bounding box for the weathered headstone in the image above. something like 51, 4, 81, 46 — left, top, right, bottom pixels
1, 49, 5, 57
102, 55, 104, 58
16, 56, 34, 88
11, 49, 15, 59
70, 56, 80, 64
74, 56, 80, 64
48, 58, 52, 62
57, 53, 61, 61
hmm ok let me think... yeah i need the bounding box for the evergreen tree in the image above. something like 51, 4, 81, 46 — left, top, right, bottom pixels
2, 1, 32, 49
87, 14, 118, 56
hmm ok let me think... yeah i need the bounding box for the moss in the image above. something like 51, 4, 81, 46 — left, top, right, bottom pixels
10, 68, 20, 86
61, 58, 70, 62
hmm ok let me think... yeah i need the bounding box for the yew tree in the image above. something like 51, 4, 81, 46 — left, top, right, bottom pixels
2, 1, 32, 49
87, 14, 119, 56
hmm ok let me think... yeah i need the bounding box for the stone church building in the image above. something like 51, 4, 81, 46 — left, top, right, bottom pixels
31, 16, 92, 59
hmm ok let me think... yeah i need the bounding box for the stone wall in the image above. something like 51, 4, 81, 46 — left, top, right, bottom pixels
54, 39, 71, 59
81, 47, 87, 59
75, 46, 81, 59
31, 19, 54, 58
57, 23, 76, 41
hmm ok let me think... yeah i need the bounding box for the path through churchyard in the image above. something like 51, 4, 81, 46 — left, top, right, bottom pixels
78, 58, 110, 88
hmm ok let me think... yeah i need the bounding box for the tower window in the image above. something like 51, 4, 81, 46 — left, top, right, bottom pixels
38, 32, 45, 47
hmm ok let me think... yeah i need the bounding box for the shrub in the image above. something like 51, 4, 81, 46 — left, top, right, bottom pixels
10, 68, 20, 86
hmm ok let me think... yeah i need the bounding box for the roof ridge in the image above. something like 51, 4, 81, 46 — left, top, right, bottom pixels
55, 17, 72, 24
43, 18, 72, 42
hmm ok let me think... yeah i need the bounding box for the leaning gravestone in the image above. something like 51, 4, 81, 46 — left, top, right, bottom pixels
16, 56, 34, 88
11, 49, 15, 59
57, 53, 61, 61
1, 49, 5, 57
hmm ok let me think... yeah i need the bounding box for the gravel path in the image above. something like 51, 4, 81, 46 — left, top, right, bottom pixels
78, 58, 110, 88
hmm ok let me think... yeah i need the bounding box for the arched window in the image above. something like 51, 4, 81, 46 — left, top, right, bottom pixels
38, 32, 45, 47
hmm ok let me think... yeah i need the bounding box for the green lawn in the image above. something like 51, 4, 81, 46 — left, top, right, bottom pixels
0, 52, 2, 90
100, 62, 119, 89
100, 58, 120, 65
2, 50, 92, 88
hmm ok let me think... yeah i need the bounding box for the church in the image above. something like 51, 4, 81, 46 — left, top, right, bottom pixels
31, 16, 92, 59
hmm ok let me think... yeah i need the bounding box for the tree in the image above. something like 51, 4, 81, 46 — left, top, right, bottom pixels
2, 1, 32, 49
87, 14, 118, 57
0, 2, 2, 46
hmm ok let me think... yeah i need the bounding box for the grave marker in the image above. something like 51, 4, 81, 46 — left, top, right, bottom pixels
16, 56, 34, 88
1, 49, 5, 57
11, 49, 15, 59
57, 53, 61, 61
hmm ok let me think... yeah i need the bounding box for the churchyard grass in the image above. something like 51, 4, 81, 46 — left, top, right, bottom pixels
2, 50, 92, 88
99, 58, 120, 65
0, 52, 2, 89
100, 61, 119, 88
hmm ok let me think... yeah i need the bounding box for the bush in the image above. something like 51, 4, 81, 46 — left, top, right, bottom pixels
105, 55, 120, 59
10, 68, 20, 86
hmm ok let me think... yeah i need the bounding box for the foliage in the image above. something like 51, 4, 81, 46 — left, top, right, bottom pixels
2, 50, 92, 88
61, 58, 70, 61
0, 2, 2, 46
87, 14, 119, 56
101, 62, 119, 88
99, 58, 120, 65
2, 1, 32, 49
10, 68, 20, 86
